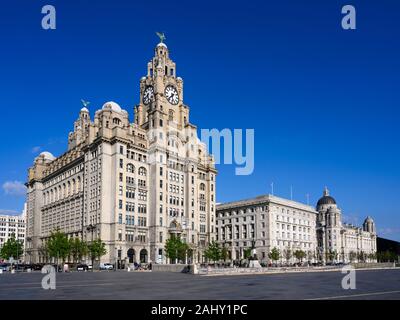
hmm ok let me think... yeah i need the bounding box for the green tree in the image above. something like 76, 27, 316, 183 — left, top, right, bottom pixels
221, 245, 229, 263
165, 235, 188, 264
326, 249, 337, 263
69, 237, 87, 266
0, 236, 24, 261
46, 231, 71, 270
243, 248, 252, 260
87, 238, 107, 270
349, 251, 357, 263
357, 250, 366, 263
268, 247, 280, 265
283, 248, 292, 264
177, 241, 189, 263
294, 250, 306, 264
368, 252, 377, 262
204, 241, 221, 264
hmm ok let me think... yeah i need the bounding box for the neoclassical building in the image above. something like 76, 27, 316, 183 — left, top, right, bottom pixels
25, 39, 217, 265
216, 187, 377, 264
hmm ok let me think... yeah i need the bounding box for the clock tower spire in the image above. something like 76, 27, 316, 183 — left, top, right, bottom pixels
135, 35, 188, 130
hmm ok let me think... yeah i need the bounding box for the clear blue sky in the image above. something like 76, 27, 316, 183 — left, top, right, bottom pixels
0, 0, 399, 240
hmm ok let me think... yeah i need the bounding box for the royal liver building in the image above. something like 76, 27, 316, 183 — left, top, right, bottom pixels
25, 38, 217, 265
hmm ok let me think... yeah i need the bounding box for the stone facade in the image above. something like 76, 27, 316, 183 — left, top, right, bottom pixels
25, 40, 217, 265
316, 187, 376, 263
216, 188, 377, 264
216, 195, 318, 263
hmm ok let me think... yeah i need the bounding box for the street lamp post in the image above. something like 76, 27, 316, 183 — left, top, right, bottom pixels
114, 247, 118, 272
86, 224, 96, 268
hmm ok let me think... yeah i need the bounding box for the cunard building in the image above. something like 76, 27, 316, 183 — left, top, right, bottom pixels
216, 187, 377, 264
25, 37, 217, 265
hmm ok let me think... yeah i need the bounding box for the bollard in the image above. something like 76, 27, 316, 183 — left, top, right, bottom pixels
0, 269, 3, 274
11, 269, 15, 274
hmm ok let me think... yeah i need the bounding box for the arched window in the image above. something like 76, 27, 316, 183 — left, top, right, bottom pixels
72, 179, 76, 194
200, 183, 205, 191
126, 163, 135, 173
138, 167, 147, 176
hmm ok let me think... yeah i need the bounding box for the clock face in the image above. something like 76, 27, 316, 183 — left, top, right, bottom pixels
164, 85, 179, 105
143, 86, 154, 105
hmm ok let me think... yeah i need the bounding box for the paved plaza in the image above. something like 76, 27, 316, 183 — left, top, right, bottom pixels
0, 269, 399, 300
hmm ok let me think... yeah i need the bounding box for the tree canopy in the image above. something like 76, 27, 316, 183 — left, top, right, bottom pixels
0, 236, 23, 261
204, 241, 221, 263
268, 247, 280, 262
46, 230, 70, 263
165, 235, 189, 263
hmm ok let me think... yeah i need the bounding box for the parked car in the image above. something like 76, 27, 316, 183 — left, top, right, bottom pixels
32, 263, 45, 271
76, 264, 89, 271
0, 263, 11, 272
13, 264, 26, 272
100, 263, 114, 270
23, 264, 34, 270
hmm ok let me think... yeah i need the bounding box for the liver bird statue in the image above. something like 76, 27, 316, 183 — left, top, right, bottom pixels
81, 99, 90, 108
156, 32, 166, 43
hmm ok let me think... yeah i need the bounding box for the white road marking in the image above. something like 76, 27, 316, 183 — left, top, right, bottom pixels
307, 290, 400, 300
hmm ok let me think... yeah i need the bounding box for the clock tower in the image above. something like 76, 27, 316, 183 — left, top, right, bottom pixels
134, 41, 189, 130
134, 35, 217, 264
